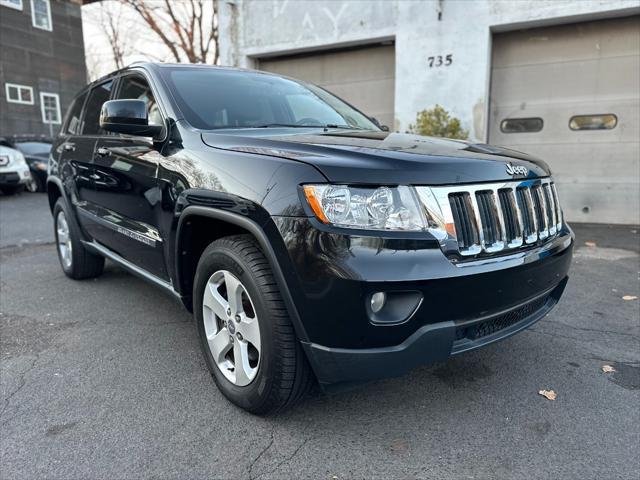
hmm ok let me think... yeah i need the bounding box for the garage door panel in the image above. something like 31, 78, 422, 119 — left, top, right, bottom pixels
555, 182, 640, 225
492, 16, 640, 68
503, 143, 639, 184
490, 16, 640, 224
491, 55, 640, 104
491, 100, 639, 145
259, 44, 396, 130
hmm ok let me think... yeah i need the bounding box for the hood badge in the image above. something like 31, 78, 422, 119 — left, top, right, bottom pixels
506, 163, 528, 176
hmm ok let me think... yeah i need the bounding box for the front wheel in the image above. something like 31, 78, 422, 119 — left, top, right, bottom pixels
194, 235, 314, 414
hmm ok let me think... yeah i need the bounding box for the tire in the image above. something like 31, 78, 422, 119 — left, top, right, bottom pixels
194, 234, 314, 414
53, 197, 105, 280
0, 185, 24, 195
25, 174, 43, 193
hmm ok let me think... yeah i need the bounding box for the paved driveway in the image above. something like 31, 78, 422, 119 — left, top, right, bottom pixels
1, 192, 639, 479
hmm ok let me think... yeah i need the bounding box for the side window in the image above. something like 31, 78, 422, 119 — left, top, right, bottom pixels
115, 74, 162, 126
82, 80, 114, 135
64, 91, 88, 134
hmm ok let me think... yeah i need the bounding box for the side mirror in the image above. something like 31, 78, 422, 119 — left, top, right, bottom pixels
380, 125, 390, 132
100, 100, 163, 138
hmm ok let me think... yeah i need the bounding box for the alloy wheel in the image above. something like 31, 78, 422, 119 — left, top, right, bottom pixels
202, 270, 261, 386
56, 211, 73, 269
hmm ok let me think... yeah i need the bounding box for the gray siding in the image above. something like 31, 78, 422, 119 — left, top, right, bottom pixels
0, 0, 86, 137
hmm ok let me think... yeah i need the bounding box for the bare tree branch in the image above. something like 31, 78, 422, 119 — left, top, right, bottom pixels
119, 0, 218, 65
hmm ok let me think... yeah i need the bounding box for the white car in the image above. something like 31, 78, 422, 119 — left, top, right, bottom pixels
0, 145, 31, 195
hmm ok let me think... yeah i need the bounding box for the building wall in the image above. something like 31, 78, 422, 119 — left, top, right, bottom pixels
219, 0, 638, 140
0, 0, 86, 137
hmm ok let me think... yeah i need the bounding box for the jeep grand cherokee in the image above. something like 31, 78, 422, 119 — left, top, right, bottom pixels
47, 64, 572, 414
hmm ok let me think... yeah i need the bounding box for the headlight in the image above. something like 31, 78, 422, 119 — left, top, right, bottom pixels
303, 184, 426, 231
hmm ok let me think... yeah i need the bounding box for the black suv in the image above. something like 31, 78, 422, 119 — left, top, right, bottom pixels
48, 64, 572, 414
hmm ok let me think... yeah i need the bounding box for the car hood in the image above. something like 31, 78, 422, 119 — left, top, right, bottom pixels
201, 129, 550, 185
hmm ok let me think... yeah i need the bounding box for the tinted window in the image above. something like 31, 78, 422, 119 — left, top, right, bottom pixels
65, 91, 88, 134
569, 114, 617, 131
115, 74, 163, 126
160, 67, 379, 131
82, 80, 114, 135
14, 142, 51, 156
500, 118, 543, 133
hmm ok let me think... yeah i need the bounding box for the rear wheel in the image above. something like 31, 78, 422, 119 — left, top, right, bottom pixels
53, 198, 105, 279
194, 234, 314, 414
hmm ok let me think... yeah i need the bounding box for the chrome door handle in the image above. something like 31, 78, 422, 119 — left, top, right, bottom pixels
96, 147, 110, 157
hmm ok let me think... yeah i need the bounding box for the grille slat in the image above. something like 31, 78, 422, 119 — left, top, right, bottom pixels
434, 179, 561, 258
532, 185, 549, 240
449, 193, 478, 250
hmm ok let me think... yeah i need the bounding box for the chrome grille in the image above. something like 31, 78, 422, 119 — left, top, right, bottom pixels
416, 178, 563, 258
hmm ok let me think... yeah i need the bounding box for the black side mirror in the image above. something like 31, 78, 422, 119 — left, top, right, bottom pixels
100, 100, 163, 138
380, 125, 390, 132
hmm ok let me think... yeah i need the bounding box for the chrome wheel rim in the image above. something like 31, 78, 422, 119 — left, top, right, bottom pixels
202, 270, 261, 387
56, 211, 72, 269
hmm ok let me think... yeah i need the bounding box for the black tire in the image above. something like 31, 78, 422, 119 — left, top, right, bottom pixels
194, 234, 314, 414
53, 197, 105, 280
0, 185, 24, 195
26, 174, 44, 193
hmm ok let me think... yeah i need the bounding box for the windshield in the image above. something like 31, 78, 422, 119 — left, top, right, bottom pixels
15, 142, 51, 156
160, 67, 380, 131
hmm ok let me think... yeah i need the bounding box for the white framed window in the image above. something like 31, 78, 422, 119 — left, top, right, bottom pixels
5, 83, 34, 105
30, 0, 51, 31
40, 92, 61, 124
0, 0, 23, 11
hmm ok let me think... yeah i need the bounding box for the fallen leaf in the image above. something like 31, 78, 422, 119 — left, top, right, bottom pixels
602, 365, 616, 373
584, 241, 597, 247
538, 389, 557, 401
622, 295, 638, 301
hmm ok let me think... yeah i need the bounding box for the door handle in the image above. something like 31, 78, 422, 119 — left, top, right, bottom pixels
96, 147, 110, 157
63, 143, 75, 152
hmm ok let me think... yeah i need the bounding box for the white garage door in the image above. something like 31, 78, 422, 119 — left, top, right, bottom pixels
489, 16, 640, 225
258, 44, 395, 130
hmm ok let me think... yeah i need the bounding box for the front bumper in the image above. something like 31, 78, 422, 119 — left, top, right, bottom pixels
272, 217, 573, 387
303, 278, 566, 388
0, 167, 30, 186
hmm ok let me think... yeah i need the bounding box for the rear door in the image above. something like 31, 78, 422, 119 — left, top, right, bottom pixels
57, 80, 114, 232
90, 72, 168, 279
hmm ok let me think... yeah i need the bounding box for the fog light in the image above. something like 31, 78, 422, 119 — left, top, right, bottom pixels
370, 292, 387, 313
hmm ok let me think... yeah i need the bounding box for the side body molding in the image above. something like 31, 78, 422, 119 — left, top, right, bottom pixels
175, 205, 310, 343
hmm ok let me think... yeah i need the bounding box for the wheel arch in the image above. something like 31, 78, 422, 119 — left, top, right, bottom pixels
175, 206, 309, 342
46, 176, 64, 213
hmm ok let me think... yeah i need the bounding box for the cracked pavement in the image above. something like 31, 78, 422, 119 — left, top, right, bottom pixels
1, 193, 639, 479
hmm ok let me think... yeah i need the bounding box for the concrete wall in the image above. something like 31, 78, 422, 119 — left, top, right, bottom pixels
0, 0, 86, 137
219, 0, 638, 141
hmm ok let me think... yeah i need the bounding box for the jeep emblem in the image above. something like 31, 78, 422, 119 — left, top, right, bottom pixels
506, 163, 528, 176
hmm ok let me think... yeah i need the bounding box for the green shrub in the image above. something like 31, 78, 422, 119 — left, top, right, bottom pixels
408, 104, 469, 139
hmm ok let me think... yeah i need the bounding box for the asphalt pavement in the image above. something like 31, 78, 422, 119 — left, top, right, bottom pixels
1, 191, 639, 479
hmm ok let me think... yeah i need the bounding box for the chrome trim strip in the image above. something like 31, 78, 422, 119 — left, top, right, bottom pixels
82, 240, 180, 298
77, 205, 161, 247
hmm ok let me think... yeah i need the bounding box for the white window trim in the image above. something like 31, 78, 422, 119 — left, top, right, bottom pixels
0, 0, 23, 11
30, 0, 52, 31
40, 92, 61, 124
5, 83, 34, 105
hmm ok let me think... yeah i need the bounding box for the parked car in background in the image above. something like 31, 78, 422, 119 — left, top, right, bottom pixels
0, 141, 30, 195
10, 137, 52, 193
